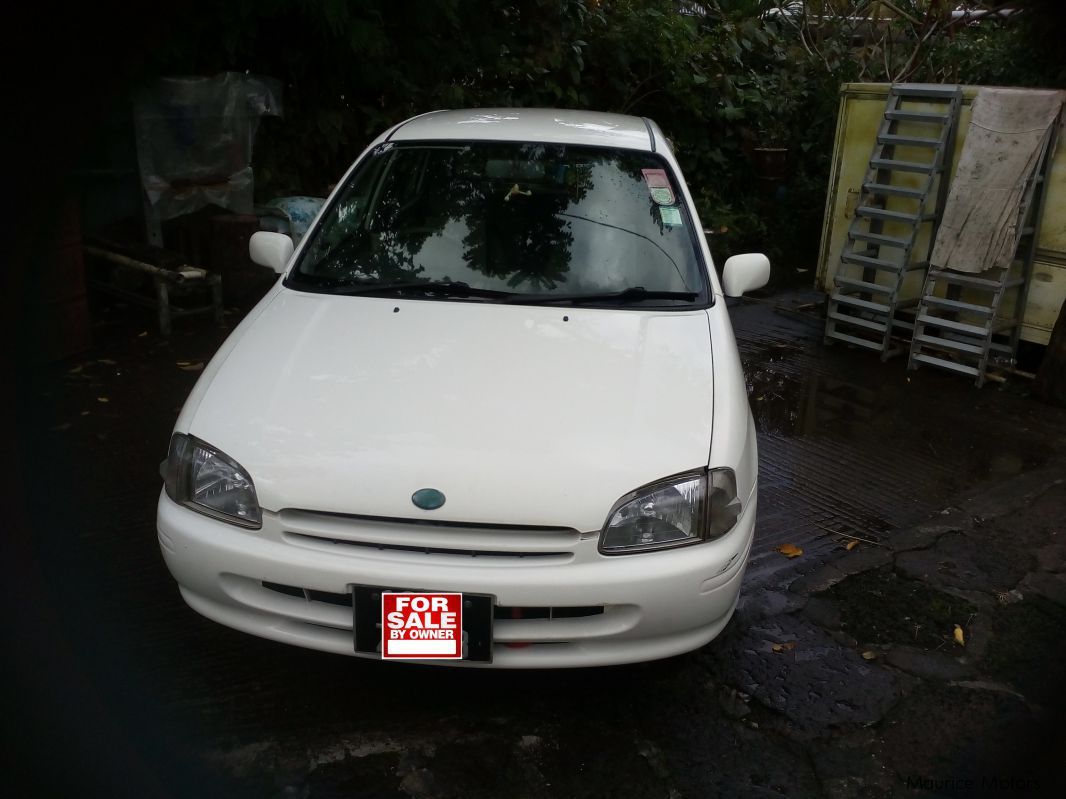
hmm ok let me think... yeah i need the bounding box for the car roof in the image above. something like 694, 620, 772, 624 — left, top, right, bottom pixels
388, 108, 655, 151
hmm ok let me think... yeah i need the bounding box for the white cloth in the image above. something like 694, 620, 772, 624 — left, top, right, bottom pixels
931, 88, 1065, 274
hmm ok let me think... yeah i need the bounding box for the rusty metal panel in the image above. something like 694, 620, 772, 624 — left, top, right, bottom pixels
817, 82, 1066, 345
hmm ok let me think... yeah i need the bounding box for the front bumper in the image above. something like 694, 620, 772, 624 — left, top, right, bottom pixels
157, 490, 755, 668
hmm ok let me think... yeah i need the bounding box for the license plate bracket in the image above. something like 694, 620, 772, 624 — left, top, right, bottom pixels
352, 585, 494, 663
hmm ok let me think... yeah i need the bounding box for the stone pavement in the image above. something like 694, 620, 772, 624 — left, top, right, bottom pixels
702, 462, 1066, 797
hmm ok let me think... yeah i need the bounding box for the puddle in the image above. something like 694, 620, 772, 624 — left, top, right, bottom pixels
748, 367, 890, 441
732, 298, 1064, 577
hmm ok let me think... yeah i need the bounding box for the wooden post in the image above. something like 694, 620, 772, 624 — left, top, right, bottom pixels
210, 275, 224, 325
155, 278, 171, 337
1035, 299, 1066, 406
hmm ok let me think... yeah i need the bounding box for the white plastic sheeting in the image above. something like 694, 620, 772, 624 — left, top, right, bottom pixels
134, 72, 282, 223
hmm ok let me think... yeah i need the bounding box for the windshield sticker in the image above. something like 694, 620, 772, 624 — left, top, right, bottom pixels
650, 187, 674, 205
641, 168, 675, 205
660, 206, 683, 227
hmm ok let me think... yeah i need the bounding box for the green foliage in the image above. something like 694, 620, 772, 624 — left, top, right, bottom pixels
929, 17, 1066, 88
141, 0, 1065, 273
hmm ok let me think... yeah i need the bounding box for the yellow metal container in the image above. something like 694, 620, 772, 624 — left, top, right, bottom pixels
817, 82, 1066, 345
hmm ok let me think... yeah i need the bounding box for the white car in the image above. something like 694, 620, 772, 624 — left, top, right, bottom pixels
157, 109, 769, 668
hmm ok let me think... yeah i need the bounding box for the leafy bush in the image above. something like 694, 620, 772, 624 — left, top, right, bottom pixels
143, 0, 1063, 275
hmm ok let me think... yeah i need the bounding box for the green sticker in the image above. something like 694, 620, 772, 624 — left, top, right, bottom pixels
660, 206, 683, 227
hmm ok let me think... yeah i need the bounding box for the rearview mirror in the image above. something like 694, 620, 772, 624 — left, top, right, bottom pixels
722, 253, 770, 297
249, 231, 294, 274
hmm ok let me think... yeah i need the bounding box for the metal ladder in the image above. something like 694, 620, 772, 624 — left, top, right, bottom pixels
824, 84, 963, 359
907, 113, 1061, 387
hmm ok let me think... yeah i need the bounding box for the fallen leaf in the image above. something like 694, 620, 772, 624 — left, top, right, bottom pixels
861, 651, 878, 661
776, 543, 803, 558
138, 331, 148, 337
953, 624, 965, 646
771, 642, 797, 654
179, 363, 205, 372
845, 540, 859, 551
996, 589, 1023, 605
96, 397, 109, 403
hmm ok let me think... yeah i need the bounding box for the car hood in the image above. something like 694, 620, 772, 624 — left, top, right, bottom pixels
187, 290, 715, 531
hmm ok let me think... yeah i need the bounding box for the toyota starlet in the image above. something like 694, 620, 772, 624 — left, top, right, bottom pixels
157, 108, 769, 667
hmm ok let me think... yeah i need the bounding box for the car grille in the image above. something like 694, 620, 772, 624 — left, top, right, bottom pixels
218, 574, 637, 652
261, 581, 351, 607
277, 509, 584, 564
260, 580, 605, 620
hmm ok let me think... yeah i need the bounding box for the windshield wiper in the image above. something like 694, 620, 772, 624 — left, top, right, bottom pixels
331, 280, 513, 299
505, 287, 698, 306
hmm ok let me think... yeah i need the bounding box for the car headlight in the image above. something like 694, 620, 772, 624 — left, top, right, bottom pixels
599, 468, 741, 555
163, 433, 262, 528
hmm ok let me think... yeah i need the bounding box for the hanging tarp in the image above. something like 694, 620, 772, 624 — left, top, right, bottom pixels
930, 87, 1065, 274
134, 72, 283, 222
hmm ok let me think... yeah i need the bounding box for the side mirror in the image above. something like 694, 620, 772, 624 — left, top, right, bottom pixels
249, 231, 294, 275
722, 253, 770, 297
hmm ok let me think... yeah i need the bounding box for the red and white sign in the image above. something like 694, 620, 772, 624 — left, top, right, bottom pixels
382, 592, 463, 659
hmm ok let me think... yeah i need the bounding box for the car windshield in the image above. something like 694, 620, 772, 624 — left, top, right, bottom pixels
286, 141, 708, 306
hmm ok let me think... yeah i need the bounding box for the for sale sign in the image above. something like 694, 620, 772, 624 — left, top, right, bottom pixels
382, 592, 463, 659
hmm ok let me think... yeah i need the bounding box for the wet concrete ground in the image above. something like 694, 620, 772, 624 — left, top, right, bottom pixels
9, 287, 1066, 798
